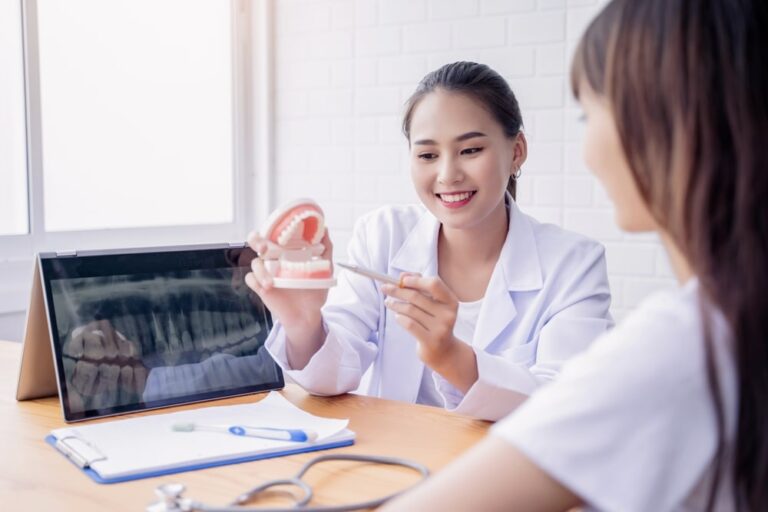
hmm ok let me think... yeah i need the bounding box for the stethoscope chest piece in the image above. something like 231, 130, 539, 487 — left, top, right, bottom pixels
147, 483, 193, 512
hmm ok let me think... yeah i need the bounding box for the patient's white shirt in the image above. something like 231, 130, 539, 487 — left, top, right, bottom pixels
491, 280, 738, 511
417, 298, 483, 407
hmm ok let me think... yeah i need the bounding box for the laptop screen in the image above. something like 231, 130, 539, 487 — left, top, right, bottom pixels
39, 245, 283, 422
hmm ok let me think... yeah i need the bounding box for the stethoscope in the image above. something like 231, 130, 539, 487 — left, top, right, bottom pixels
146, 454, 430, 512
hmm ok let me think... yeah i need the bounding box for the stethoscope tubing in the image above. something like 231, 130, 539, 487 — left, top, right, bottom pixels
170, 454, 430, 512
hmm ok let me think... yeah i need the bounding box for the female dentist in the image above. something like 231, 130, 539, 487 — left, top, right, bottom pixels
247, 62, 612, 421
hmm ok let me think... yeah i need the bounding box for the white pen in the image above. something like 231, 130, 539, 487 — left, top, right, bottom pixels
336, 261, 404, 287
172, 422, 318, 442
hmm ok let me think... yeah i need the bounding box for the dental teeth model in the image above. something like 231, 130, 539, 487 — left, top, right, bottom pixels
259, 198, 337, 289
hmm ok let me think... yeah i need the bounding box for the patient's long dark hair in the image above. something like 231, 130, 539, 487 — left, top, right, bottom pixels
402, 61, 524, 200
572, 0, 768, 509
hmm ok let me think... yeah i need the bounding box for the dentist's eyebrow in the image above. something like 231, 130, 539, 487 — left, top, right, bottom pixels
456, 131, 487, 142
412, 131, 487, 145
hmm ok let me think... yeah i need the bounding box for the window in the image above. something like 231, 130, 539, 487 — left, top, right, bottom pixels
0, 0, 28, 236
0, 0, 269, 324
37, 0, 234, 231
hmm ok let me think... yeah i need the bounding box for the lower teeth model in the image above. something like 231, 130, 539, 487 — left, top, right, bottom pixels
259, 198, 337, 289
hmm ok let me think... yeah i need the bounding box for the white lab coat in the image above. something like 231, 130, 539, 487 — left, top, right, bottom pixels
266, 199, 612, 421
492, 280, 737, 511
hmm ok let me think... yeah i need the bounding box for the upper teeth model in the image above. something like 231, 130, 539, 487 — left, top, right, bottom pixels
259, 198, 336, 288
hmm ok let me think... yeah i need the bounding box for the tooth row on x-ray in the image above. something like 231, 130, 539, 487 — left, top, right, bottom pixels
62, 308, 264, 363
55, 272, 269, 412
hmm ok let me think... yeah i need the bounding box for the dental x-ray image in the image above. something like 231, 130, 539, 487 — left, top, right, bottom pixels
43, 247, 283, 420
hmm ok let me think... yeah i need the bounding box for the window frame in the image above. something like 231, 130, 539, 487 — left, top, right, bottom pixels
0, 0, 275, 316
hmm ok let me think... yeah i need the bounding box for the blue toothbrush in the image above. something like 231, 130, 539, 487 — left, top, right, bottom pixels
172, 422, 318, 442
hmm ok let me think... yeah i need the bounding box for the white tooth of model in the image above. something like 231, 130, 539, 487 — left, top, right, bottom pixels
264, 260, 280, 274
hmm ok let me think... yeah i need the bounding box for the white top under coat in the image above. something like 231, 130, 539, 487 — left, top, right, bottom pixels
492, 280, 738, 511
266, 198, 613, 421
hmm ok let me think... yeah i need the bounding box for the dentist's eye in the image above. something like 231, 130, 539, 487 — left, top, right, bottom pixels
461, 147, 483, 155
418, 152, 438, 161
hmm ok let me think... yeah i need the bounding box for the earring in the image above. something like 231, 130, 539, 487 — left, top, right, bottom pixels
513, 166, 522, 179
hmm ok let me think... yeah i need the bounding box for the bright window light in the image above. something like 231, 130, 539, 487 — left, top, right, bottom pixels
36, 0, 234, 232
0, 0, 29, 236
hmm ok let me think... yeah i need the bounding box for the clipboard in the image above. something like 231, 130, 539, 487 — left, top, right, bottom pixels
46, 392, 356, 484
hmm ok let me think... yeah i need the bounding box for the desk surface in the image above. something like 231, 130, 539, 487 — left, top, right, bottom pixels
0, 341, 489, 511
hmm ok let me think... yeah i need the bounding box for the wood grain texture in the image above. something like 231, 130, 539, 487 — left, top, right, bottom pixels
0, 341, 489, 511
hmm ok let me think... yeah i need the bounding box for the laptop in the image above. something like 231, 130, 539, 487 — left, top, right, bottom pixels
16, 243, 284, 422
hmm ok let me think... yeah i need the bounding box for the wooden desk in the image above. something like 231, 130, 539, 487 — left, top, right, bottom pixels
0, 341, 489, 511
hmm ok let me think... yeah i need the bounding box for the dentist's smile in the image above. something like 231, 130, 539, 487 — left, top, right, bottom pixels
436, 190, 476, 209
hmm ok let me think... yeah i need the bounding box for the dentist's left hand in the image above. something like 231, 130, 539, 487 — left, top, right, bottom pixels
381, 275, 478, 393
244, 231, 333, 370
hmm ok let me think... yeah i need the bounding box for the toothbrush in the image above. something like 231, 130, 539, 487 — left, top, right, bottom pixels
172, 422, 318, 442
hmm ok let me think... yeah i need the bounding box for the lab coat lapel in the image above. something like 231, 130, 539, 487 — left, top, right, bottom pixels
385, 210, 440, 403
474, 200, 543, 351
390, 210, 440, 275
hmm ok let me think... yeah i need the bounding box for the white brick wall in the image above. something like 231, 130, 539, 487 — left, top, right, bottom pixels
273, 0, 678, 320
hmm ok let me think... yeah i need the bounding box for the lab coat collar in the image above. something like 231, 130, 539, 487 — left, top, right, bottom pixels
390, 209, 440, 276
389, 196, 544, 292
497, 198, 544, 292
473, 198, 543, 349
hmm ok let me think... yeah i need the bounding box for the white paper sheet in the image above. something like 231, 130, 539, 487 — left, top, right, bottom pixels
50, 392, 353, 479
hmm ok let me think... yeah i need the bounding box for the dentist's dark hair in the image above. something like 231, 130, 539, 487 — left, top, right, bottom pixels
572, 0, 768, 510
402, 61, 524, 200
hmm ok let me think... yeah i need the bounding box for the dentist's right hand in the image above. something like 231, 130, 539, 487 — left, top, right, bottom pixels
244, 230, 333, 370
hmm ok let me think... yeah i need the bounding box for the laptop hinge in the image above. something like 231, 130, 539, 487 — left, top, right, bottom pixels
56, 250, 77, 257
